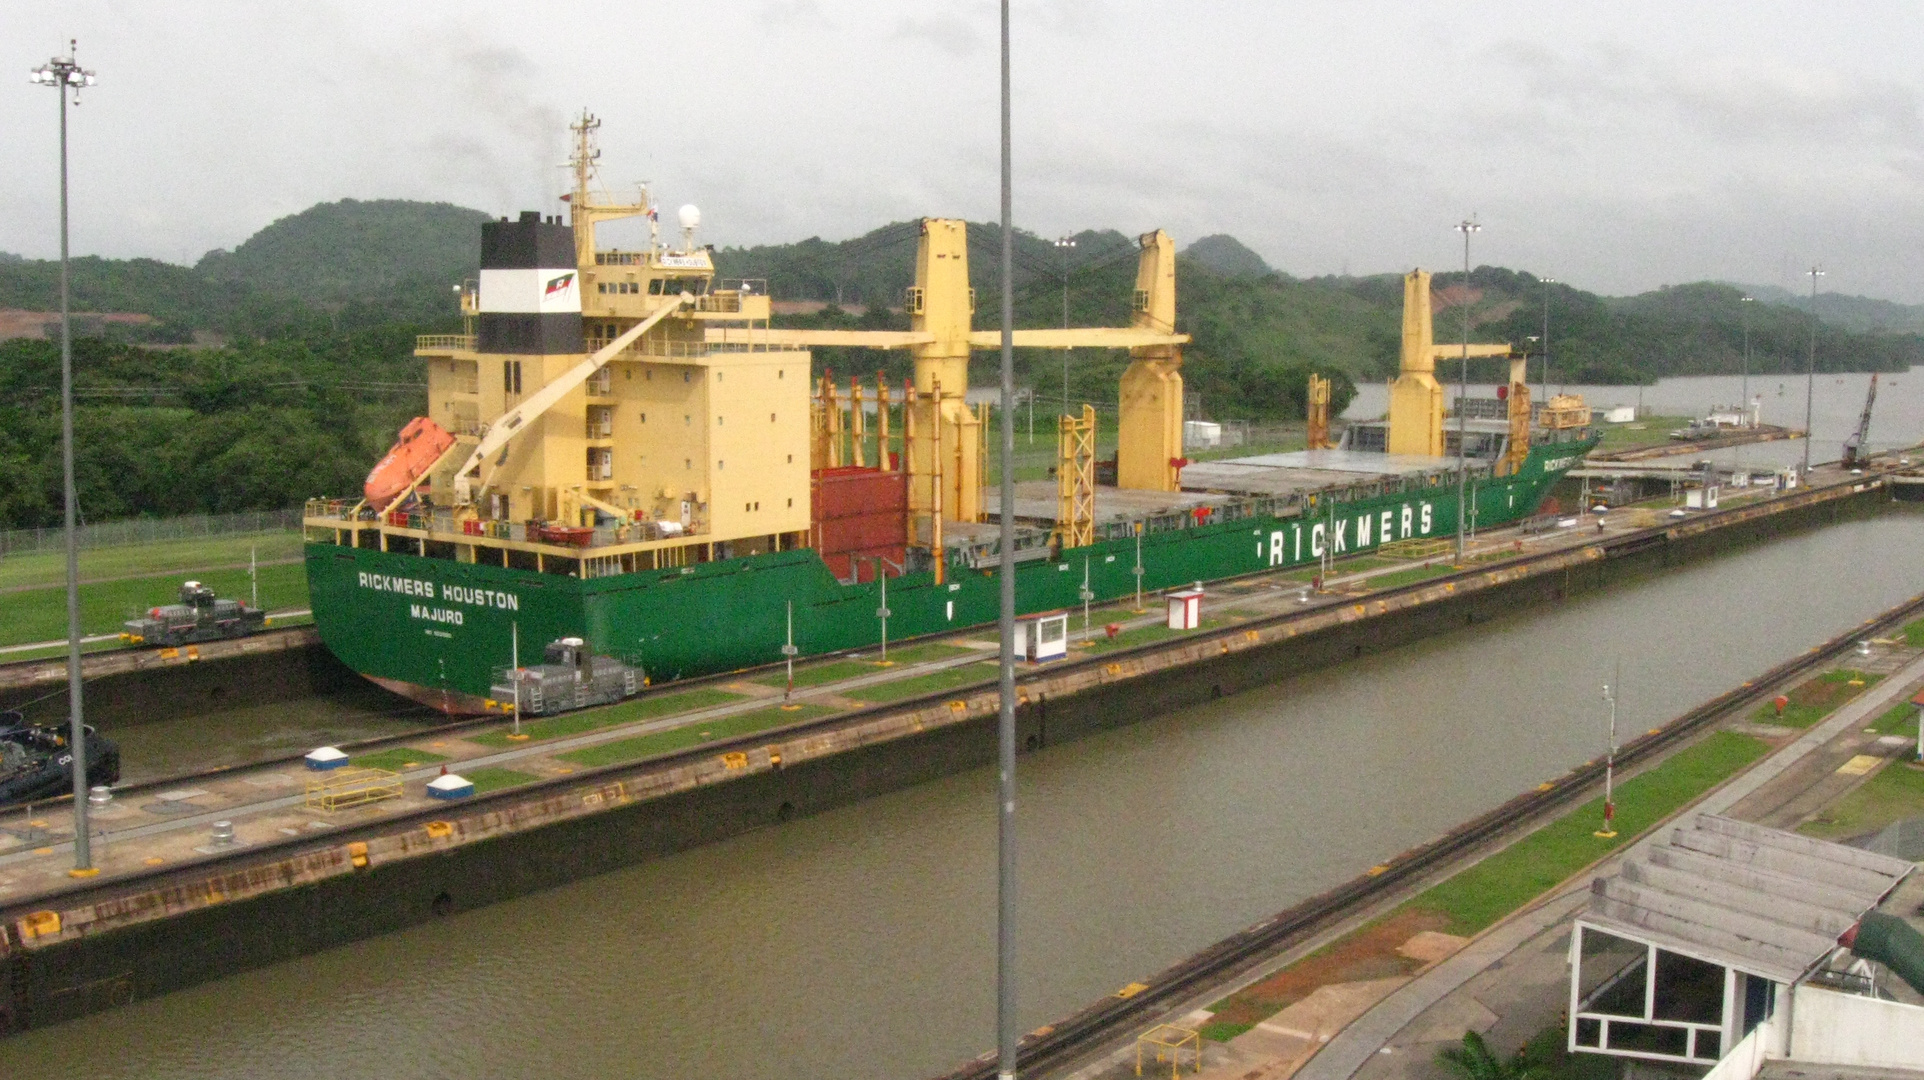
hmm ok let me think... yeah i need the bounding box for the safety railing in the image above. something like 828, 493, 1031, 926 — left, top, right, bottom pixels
416, 334, 475, 351
304, 767, 404, 812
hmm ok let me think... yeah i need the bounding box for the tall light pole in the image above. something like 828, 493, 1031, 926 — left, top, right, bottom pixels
1454, 218, 1479, 565
1740, 294, 1754, 425
1539, 277, 1555, 403
1804, 266, 1824, 475
1054, 236, 1076, 417
31, 42, 100, 879
996, 5, 1020, 1079
1594, 672, 1619, 839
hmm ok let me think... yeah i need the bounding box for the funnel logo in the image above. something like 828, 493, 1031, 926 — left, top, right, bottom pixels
544, 272, 576, 298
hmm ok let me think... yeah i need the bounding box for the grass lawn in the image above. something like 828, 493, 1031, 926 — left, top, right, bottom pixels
1594, 416, 1696, 452
1905, 617, 1924, 648
464, 766, 541, 794
0, 561, 311, 648
1403, 731, 1769, 936
1799, 759, 1924, 841
752, 658, 886, 690
846, 663, 997, 704
1358, 563, 1462, 591
0, 531, 305, 591
753, 642, 984, 690
868, 641, 977, 665
1748, 669, 1881, 728
468, 687, 745, 748
1870, 701, 1922, 737
1200, 730, 1769, 1042
351, 747, 450, 772
1080, 617, 1223, 655
555, 702, 839, 768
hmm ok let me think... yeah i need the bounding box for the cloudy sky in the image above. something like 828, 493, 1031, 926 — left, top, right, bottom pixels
6, 1, 1923, 300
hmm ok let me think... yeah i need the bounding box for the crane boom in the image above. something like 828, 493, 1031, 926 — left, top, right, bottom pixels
1843, 373, 1878, 468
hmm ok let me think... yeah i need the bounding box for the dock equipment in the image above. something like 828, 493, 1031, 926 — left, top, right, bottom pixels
1843, 372, 1878, 469
1306, 373, 1336, 451
1135, 1024, 1201, 1078
303, 767, 404, 812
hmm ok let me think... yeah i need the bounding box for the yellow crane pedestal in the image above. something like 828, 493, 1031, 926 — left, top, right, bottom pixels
1116, 230, 1184, 493
1386, 269, 1517, 458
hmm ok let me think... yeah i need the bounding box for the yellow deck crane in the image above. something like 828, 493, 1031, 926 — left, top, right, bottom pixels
706, 220, 1192, 528
1385, 268, 1563, 474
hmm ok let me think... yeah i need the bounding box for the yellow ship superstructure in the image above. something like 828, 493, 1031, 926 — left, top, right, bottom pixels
318, 113, 1193, 579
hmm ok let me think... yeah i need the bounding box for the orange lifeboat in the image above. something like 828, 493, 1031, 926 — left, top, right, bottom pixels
364, 417, 455, 512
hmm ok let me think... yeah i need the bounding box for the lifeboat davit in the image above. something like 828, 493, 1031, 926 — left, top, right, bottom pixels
364, 417, 455, 512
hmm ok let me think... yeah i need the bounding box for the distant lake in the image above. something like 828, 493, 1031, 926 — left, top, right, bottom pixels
1344, 368, 1921, 470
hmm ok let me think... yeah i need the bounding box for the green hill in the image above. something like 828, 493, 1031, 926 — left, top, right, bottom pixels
196, 198, 488, 319
1731, 283, 1924, 335
0, 199, 486, 339
1181, 234, 1274, 278
718, 225, 1923, 420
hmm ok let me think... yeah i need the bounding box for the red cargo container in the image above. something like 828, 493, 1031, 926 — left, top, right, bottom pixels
811, 467, 906, 582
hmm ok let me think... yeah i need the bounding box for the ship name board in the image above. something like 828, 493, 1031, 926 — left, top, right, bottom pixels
411, 603, 464, 625
1263, 499, 1435, 567
1541, 454, 1578, 472
358, 572, 520, 611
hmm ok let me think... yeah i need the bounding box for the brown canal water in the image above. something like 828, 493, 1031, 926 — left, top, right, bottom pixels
3, 512, 1922, 1080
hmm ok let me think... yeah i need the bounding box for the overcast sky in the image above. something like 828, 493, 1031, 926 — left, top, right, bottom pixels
6, 2, 1924, 300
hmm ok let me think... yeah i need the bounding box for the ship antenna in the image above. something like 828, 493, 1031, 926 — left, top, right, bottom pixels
569, 110, 600, 214
568, 110, 602, 264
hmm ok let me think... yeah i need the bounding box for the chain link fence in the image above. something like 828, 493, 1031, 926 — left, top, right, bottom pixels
0, 508, 304, 557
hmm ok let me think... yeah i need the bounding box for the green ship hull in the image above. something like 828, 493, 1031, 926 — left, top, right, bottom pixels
305, 440, 1593, 711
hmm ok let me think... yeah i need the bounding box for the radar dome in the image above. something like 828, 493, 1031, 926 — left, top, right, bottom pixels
677, 204, 702, 230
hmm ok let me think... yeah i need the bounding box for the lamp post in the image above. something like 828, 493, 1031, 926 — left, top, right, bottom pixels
1595, 676, 1619, 839
996, 5, 1020, 1078
1804, 267, 1823, 475
1540, 277, 1555, 403
1054, 236, 1076, 417
1454, 218, 1479, 566
1740, 295, 1754, 425
782, 601, 799, 700
31, 42, 99, 879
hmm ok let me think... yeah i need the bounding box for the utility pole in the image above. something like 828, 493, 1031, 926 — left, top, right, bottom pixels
31, 42, 99, 879
509, 621, 524, 739
1055, 236, 1076, 418
1595, 670, 1619, 839
996, 5, 1020, 1078
1740, 294, 1754, 424
1540, 277, 1555, 405
1454, 218, 1480, 566
876, 567, 891, 664
1804, 266, 1823, 476
782, 601, 798, 700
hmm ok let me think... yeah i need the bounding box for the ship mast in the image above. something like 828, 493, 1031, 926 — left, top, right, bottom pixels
566, 110, 650, 268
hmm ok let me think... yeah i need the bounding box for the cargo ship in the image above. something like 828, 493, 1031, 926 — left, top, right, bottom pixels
303, 115, 1598, 713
